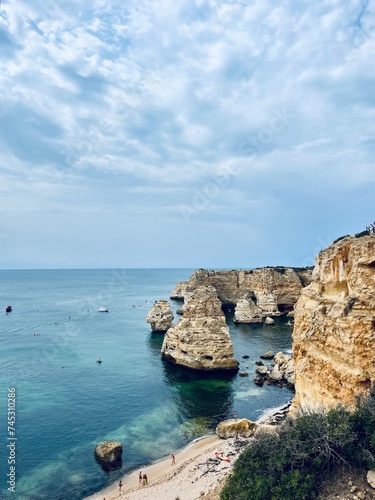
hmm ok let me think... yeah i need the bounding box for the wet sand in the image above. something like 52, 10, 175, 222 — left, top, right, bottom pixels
84, 403, 290, 500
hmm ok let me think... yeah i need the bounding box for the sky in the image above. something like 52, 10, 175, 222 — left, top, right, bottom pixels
0, 0, 374, 269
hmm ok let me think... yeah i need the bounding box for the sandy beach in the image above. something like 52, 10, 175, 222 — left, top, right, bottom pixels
84, 403, 290, 500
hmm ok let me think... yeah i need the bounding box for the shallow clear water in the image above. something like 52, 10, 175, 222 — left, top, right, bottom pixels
0, 269, 293, 499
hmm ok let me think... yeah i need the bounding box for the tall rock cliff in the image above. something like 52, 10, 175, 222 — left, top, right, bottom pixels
292, 235, 375, 411
171, 267, 312, 315
161, 285, 239, 372
234, 297, 263, 323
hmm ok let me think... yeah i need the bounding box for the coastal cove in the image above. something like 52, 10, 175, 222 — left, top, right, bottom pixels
0, 269, 293, 500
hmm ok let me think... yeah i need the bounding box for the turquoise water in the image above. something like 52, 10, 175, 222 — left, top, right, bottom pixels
0, 269, 293, 500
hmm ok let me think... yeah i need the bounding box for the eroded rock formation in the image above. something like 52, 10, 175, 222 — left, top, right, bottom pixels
253, 351, 294, 388
292, 235, 375, 411
171, 267, 312, 315
234, 297, 263, 323
216, 418, 257, 439
94, 441, 122, 467
161, 285, 239, 372
170, 281, 189, 300
146, 300, 174, 332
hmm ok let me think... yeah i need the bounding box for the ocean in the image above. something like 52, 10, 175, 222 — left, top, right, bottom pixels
0, 269, 294, 500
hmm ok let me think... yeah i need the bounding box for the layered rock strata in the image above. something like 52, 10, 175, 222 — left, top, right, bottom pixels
170, 281, 189, 300
292, 235, 375, 411
233, 297, 263, 323
171, 267, 312, 315
146, 300, 174, 332
161, 285, 239, 372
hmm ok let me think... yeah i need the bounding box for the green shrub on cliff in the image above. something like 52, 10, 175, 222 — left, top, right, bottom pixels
345, 393, 375, 468
355, 230, 370, 238
221, 392, 375, 500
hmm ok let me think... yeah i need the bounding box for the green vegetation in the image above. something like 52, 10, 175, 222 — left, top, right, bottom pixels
221, 392, 375, 500
332, 234, 350, 244
355, 230, 370, 238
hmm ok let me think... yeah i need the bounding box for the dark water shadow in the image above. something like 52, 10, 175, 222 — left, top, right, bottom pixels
161, 359, 236, 426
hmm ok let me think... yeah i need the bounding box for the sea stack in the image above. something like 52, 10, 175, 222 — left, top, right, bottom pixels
94, 441, 123, 468
234, 297, 263, 323
171, 267, 312, 313
292, 234, 375, 411
161, 285, 239, 372
146, 300, 174, 332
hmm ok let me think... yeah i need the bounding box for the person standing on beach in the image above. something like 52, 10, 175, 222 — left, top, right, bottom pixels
118, 480, 122, 491
143, 473, 148, 485
171, 453, 175, 465
139, 471, 142, 485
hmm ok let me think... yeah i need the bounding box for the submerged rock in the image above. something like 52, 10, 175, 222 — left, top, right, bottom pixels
146, 300, 174, 332
260, 351, 275, 360
161, 285, 239, 372
253, 375, 264, 386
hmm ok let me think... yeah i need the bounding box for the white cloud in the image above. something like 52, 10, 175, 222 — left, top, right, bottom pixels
0, 0, 374, 268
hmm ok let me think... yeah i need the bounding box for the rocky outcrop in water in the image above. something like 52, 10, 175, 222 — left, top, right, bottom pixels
94, 441, 122, 468
146, 300, 174, 332
170, 281, 189, 300
253, 352, 294, 388
161, 285, 239, 372
171, 267, 312, 315
292, 234, 375, 411
234, 297, 263, 323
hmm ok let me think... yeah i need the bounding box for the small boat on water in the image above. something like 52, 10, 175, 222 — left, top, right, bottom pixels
6, 305, 12, 313
97, 307, 109, 312
96, 358, 102, 364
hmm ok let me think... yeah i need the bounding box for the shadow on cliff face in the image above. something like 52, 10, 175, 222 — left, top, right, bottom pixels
161, 359, 236, 426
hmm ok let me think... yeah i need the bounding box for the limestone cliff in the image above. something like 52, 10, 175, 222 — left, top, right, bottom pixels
170, 281, 189, 300
292, 235, 375, 411
171, 267, 312, 315
146, 300, 174, 332
161, 285, 239, 372
234, 297, 262, 323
